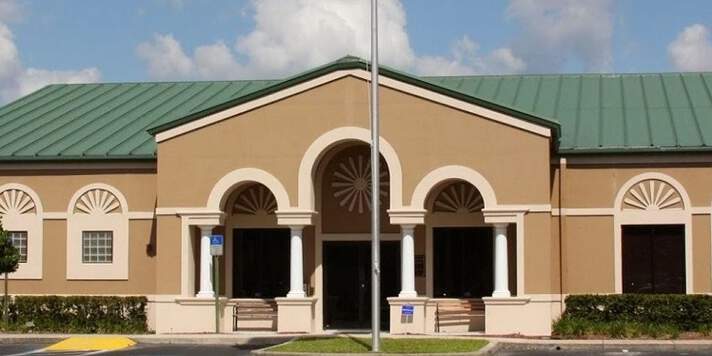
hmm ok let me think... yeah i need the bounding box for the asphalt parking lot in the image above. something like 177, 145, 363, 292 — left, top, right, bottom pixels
0, 342, 258, 355
2, 341, 712, 355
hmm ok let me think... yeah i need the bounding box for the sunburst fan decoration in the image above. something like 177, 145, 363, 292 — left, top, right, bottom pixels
0, 189, 36, 215
433, 182, 484, 213
623, 179, 683, 210
233, 184, 277, 215
74, 189, 121, 214
331, 154, 388, 214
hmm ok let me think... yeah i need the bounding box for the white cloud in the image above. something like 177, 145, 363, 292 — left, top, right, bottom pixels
136, 34, 193, 80
0, 1, 100, 103
506, 0, 613, 72
415, 36, 526, 76
668, 24, 712, 71
0, 0, 23, 23
136, 0, 526, 80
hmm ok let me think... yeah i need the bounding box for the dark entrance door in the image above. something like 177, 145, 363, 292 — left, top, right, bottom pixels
233, 228, 290, 298
323, 241, 400, 330
622, 225, 685, 294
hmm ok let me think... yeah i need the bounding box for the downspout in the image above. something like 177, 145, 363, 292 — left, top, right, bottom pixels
558, 157, 567, 313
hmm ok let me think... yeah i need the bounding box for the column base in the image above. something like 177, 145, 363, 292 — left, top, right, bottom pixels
275, 297, 316, 333
387, 297, 429, 335
195, 291, 215, 298
286, 291, 306, 298
398, 291, 418, 298
483, 296, 555, 336
491, 290, 511, 298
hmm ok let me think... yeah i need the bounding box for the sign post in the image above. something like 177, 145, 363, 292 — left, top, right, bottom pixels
210, 234, 224, 334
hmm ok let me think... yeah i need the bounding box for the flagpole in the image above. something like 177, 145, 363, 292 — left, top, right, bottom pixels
370, 0, 381, 352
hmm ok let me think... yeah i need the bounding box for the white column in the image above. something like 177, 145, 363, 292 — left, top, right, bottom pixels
492, 223, 511, 297
196, 225, 215, 298
287, 225, 305, 298
399, 224, 417, 298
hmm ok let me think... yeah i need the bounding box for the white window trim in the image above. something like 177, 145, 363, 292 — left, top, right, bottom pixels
613, 173, 693, 294
0, 183, 43, 280
66, 183, 129, 280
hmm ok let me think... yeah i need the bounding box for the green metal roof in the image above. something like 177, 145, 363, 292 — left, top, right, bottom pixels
424, 73, 712, 153
0, 55, 711, 161
0, 80, 279, 161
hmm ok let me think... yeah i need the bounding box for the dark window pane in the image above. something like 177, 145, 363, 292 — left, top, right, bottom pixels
622, 225, 685, 294
233, 229, 290, 298
433, 227, 493, 298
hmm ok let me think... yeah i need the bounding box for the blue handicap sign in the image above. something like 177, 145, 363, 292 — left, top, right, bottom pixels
210, 235, 224, 246
401, 304, 414, 316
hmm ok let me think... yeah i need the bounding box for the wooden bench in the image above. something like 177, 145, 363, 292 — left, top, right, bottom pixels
233, 300, 277, 331
434, 299, 485, 332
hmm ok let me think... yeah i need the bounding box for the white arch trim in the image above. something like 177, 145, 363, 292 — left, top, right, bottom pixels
612, 172, 693, 294
0, 183, 44, 280
410, 165, 498, 210
0, 183, 44, 215
207, 167, 291, 212
67, 183, 128, 214
297, 126, 404, 210
614, 172, 691, 211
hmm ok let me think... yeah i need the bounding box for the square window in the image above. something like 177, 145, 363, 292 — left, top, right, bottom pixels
82, 231, 113, 264
8, 231, 27, 263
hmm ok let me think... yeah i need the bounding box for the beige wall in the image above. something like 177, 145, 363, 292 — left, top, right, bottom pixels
523, 212, 556, 294
554, 165, 712, 209
0, 170, 156, 212
4, 219, 156, 294
156, 76, 552, 209
562, 216, 615, 294
0, 170, 158, 295
554, 164, 712, 295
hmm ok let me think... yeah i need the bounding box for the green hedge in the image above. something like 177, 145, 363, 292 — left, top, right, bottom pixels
1, 296, 148, 333
554, 294, 712, 338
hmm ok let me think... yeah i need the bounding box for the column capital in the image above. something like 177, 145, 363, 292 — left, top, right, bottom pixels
388, 209, 426, 225
288, 225, 305, 233
276, 210, 316, 226
198, 225, 216, 234
493, 223, 509, 232
400, 224, 416, 232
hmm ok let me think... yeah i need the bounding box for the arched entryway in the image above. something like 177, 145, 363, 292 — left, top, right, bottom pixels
313, 143, 400, 330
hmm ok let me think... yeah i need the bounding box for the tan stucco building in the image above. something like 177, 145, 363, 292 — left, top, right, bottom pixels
1, 57, 711, 335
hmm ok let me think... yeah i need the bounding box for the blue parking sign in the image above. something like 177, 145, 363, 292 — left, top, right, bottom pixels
210, 235, 224, 245
210, 235, 224, 256
401, 304, 414, 316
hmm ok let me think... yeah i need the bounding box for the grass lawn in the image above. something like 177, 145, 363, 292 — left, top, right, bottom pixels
268, 337, 488, 354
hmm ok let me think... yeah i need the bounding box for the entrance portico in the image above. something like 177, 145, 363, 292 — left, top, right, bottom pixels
150, 61, 557, 335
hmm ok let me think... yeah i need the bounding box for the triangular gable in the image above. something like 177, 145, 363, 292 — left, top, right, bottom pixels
149, 56, 560, 143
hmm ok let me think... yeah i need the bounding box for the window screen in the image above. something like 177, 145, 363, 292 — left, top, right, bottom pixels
82, 231, 113, 263
9, 231, 27, 263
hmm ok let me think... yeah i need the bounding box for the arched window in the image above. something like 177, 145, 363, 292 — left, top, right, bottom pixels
0, 184, 43, 279
66, 184, 129, 280
614, 173, 692, 294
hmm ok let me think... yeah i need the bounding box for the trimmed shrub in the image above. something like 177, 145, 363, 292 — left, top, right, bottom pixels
554, 294, 712, 338
0, 296, 147, 333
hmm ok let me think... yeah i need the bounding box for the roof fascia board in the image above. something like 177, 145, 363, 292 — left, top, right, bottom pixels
0, 160, 156, 172
553, 152, 712, 166
155, 68, 552, 143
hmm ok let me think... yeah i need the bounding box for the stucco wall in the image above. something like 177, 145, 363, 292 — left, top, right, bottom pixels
156, 76, 552, 210
0, 170, 157, 294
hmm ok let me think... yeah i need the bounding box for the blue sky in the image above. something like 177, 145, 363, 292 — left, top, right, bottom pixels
1, 0, 711, 102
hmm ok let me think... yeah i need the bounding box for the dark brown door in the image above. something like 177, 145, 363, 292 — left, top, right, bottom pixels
622, 225, 685, 294
323, 241, 400, 329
